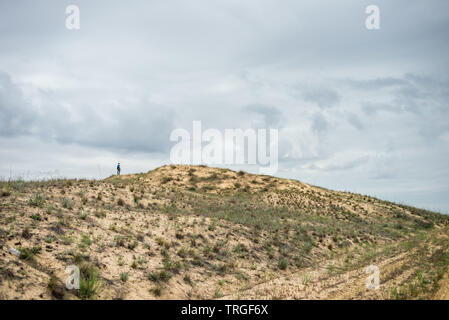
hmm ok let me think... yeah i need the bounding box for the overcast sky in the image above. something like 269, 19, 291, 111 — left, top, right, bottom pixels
1, 0, 449, 213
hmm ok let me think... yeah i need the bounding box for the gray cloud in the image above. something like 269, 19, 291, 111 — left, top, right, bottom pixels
311, 112, 329, 134
346, 112, 364, 131
361, 102, 402, 115
0, 71, 175, 153
0, 72, 36, 136
345, 77, 407, 90
244, 104, 283, 127
303, 89, 340, 109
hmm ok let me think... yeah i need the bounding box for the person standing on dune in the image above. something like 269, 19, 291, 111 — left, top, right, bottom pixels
117, 162, 121, 175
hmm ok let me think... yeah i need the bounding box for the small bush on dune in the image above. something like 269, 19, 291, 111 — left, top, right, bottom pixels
19, 246, 41, 261
48, 275, 65, 299
21, 226, 32, 239
28, 195, 45, 208
148, 270, 172, 283
61, 197, 73, 210
120, 273, 129, 282
79, 264, 102, 300
278, 258, 288, 270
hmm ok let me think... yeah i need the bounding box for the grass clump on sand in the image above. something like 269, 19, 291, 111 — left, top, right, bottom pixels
79, 264, 102, 300
19, 246, 41, 261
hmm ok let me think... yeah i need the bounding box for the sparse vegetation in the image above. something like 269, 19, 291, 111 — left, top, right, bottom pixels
79, 265, 102, 299
278, 258, 288, 270
148, 270, 172, 283
120, 273, 129, 282
1, 165, 448, 300
61, 197, 73, 210
28, 194, 45, 208
48, 275, 65, 299
19, 246, 41, 261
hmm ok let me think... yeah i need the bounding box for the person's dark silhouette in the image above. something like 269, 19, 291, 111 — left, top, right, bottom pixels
117, 162, 121, 175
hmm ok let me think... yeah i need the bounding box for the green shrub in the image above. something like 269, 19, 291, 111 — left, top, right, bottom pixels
30, 214, 42, 221
120, 273, 129, 282
80, 234, 92, 247
148, 270, 172, 283
61, 197, 73, 210
19, 246, 41, 261
79, 267, 102, 299
48, 275, 64, 299
278, 258, 288, 270
150, 285, 162, 296
28, 195, 45, 208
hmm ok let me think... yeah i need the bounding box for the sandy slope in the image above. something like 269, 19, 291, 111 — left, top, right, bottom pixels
1, 165, 448, 300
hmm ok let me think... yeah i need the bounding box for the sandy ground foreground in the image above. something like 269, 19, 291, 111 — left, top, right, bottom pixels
1, 165, 448, 300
